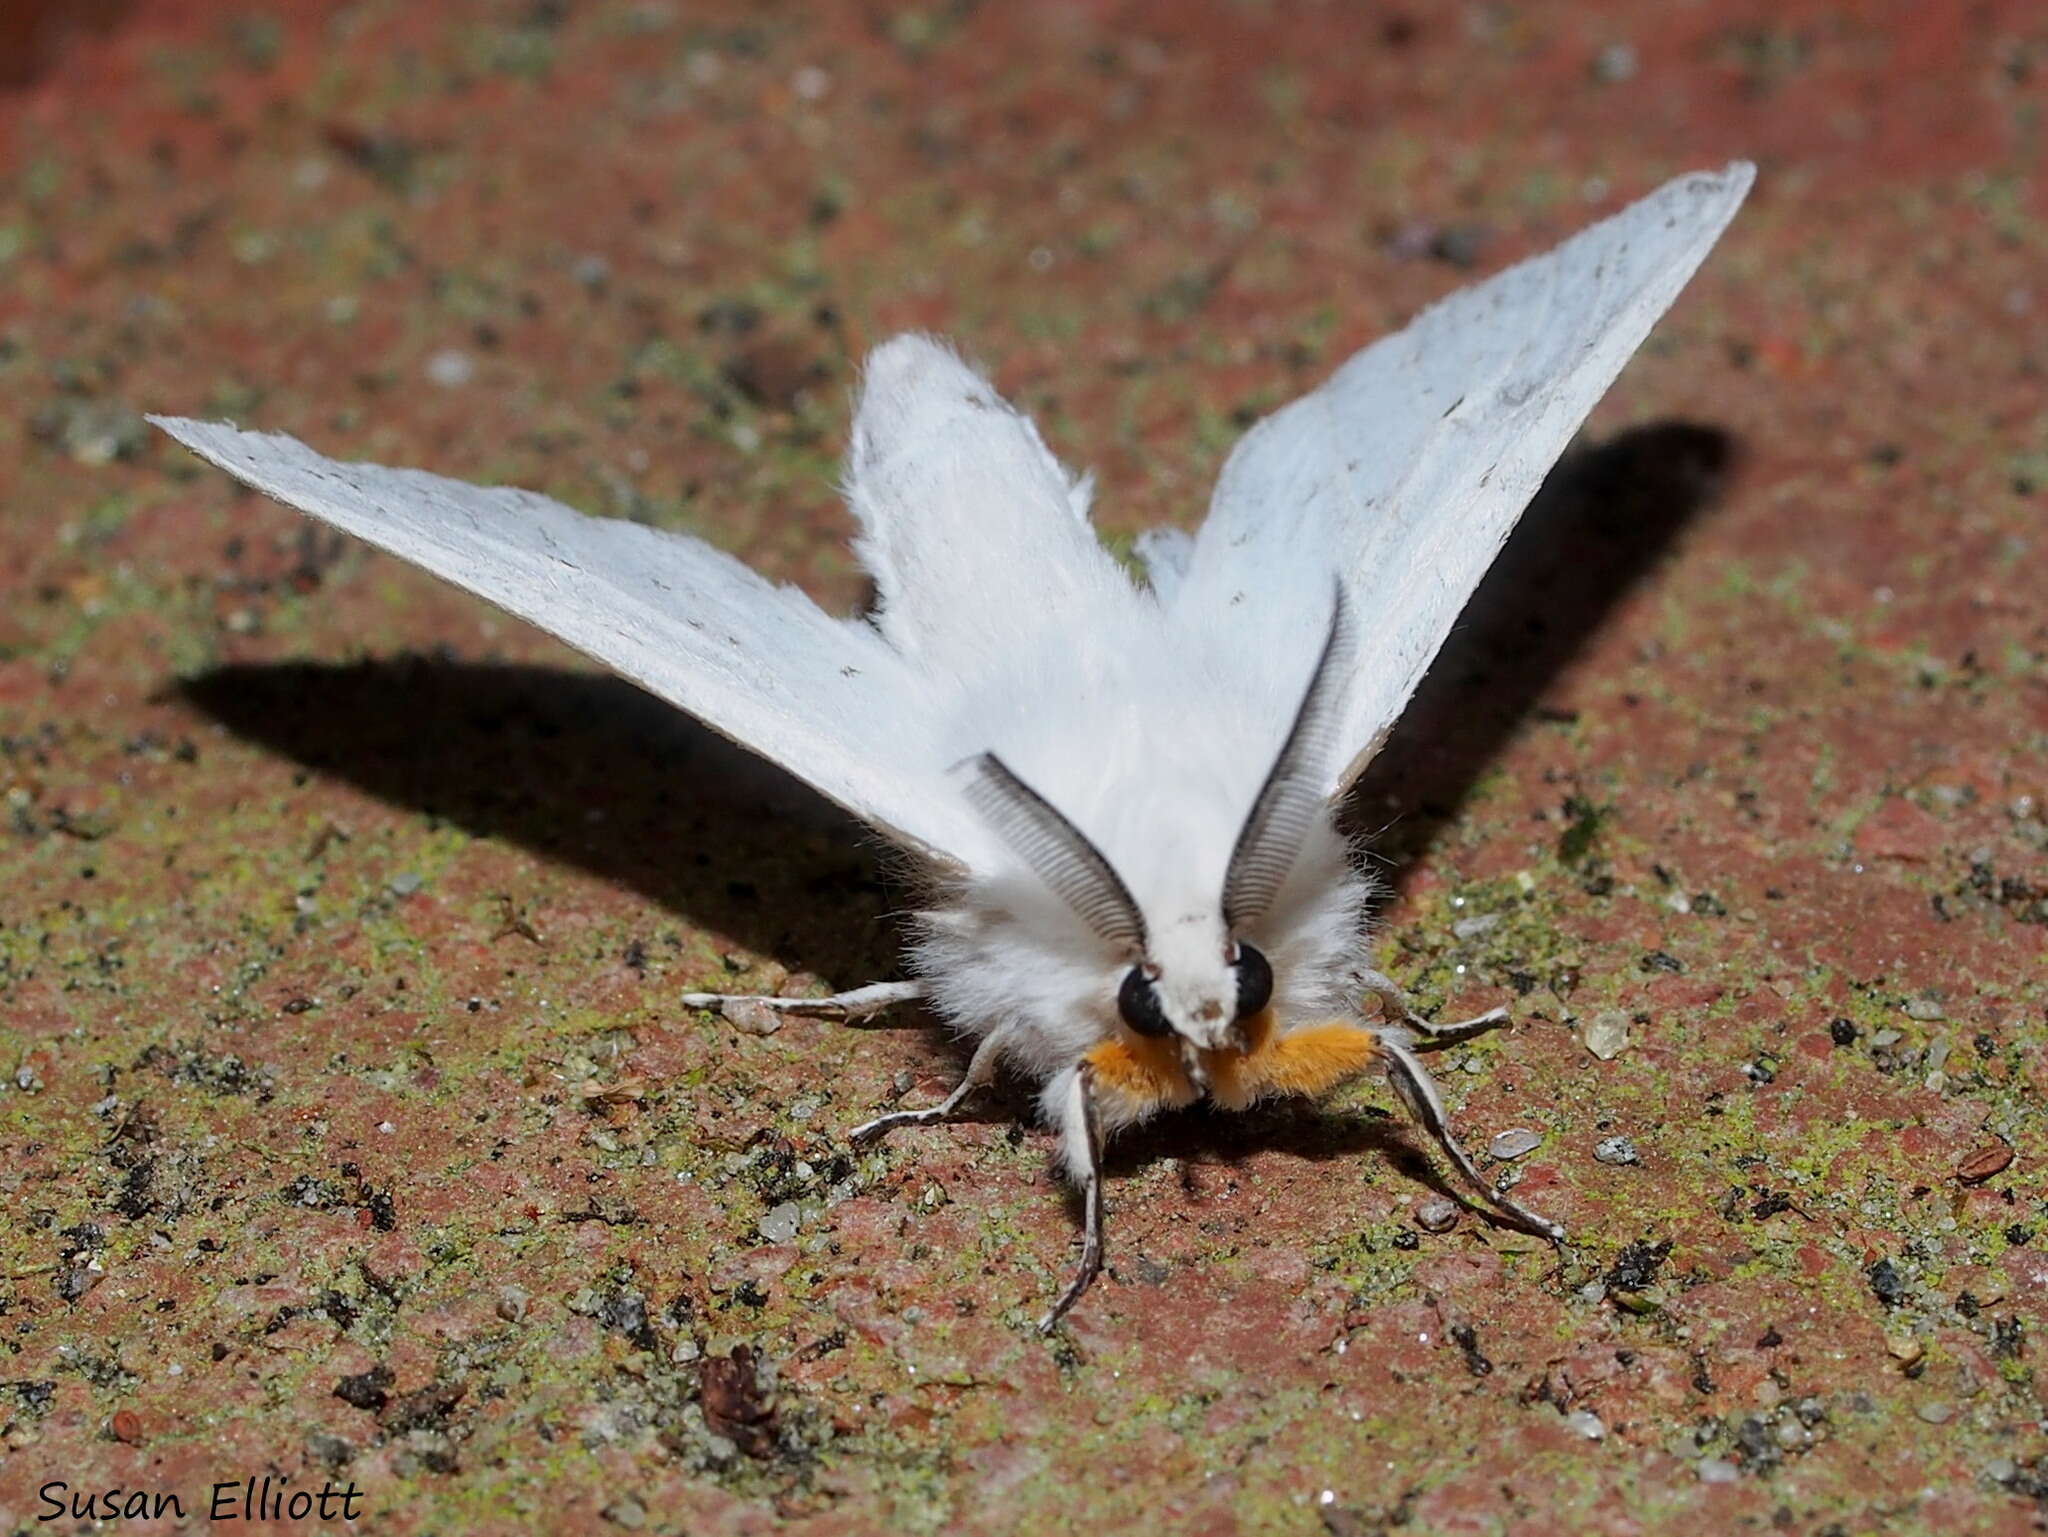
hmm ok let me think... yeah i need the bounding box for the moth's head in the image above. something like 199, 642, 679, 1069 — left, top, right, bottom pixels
1115, 911, 1271, 1057
959, 583, 1351, 1076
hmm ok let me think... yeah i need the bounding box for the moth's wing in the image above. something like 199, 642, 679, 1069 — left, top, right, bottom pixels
1176, 163, 1754, 793
150, 417, 979, 865
1133, 526, 1195, 603
844, 335, 1139, 676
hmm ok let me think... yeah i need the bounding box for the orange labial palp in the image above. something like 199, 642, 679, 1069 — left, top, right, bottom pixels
1083, 1011, 1382, 1121
1207, 1020, 1380, 1109
1083, 1033, 1197, 1121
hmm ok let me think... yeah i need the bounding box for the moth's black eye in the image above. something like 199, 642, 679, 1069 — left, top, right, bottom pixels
1118, 966, 1173, 1037
1233, 943, 1273, 1021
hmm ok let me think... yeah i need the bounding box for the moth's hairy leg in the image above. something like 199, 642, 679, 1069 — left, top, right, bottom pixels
1355, 968, 1510, 1046
1379, 1035, 1566, 1243
678, 979, 924, 1024
847, 1031, 1005, 1146
1038, 1062, 1106, 1335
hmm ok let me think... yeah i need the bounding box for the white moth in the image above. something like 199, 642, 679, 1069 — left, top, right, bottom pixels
153, 163, 1752, 1331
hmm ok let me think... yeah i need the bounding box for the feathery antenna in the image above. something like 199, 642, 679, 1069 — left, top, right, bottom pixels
961, 753, 1147, 953
1221, 580, 1353, 930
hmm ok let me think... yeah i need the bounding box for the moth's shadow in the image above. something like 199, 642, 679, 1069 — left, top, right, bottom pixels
1105, 1099, 1429, 1178
1086, 1099, 1492, 1231
1346, 420, 1736, 884
176, 661, 903, 986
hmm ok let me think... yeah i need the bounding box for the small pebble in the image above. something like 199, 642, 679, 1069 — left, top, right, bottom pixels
1590, 41, 1638, 83
425, 348, 476, 388
602, 1496, 648, 1529
1696, 1458, 1740, 1484
1582, 1011, 1630, 1061
1986, 1457, 2018, 1484
1489, 1128, 1542, 1160
305, 1431, 355, 1468
1956, 1141, 2014, 1184
35, 397, 150, 465
757, 1201, 802, 1243
1612, 1288, 1663, 1316
1885, 1332, 1925, 1365
1774, 1419, 1811, 1450
1905, 998, 1945, 1022
1415, 1198, 1459, 1233
1916, 1401, 1954, 1425
723, 999, 783, 1036
1564, 1409, 1605, 1440
1594, 1136, 1640, 1166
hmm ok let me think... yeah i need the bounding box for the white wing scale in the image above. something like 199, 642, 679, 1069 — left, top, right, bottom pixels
147, 418, 981, 865
843, 335, 1132, 682
1176, 162, 1755, 793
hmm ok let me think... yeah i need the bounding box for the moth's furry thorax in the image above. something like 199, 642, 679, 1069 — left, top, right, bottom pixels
911, 810, 1376, 1163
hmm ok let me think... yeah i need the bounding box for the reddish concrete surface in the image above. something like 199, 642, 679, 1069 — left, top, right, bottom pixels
2, 2, 2044, 1533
